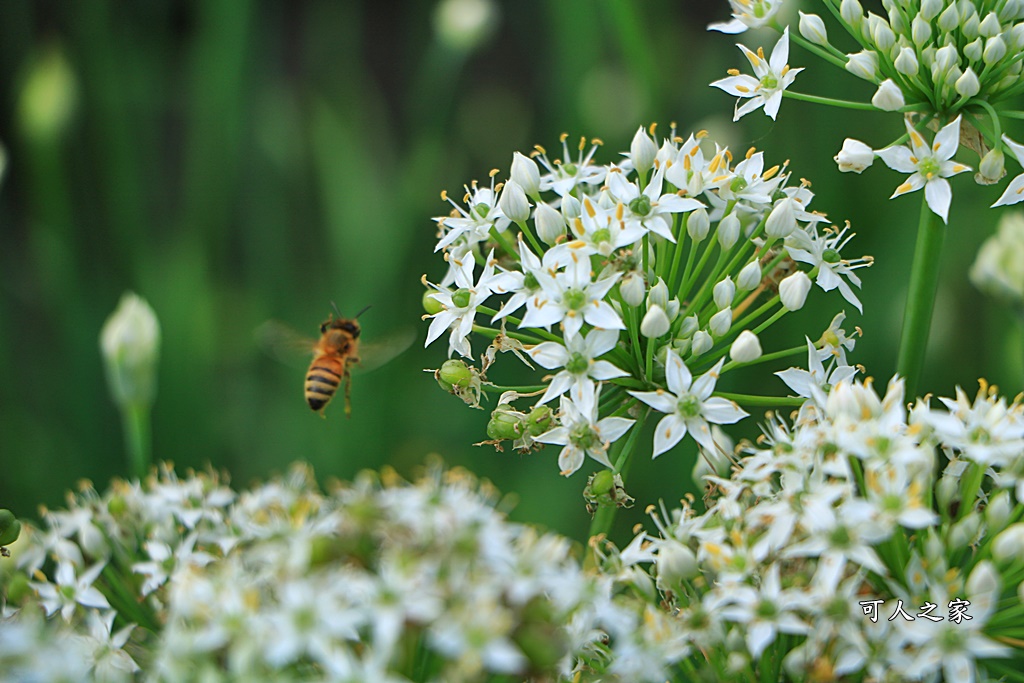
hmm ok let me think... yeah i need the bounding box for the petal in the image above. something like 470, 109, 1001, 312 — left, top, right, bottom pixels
538, 372, 574, 405
582, 301, 625, 330
889, 173, 925, 199
701, 397, 749, 424
1002, 134, 1024, 164
932, 115, 962, 160
875, 146, 917, 173
528, 341, 570, 369
691, 358, 724, 400
769, 28, 790, 72
686, 417, 717, 452
558, 445, 585, 476
534, 426, 569, 446
628, 389, 678, 414
707, 18, 749, 34
425, 310, 457, 346
762, 90, 784, 120
596, 416, 635, 444
652, 414, 687, 457
710, 75, 760, 97
590, 359, 629, 380
924, 177, 952, 223
664, 350, 692, 395
734, 96, 766, 121
992, 173, 1024, 207
584, 328, 621, 357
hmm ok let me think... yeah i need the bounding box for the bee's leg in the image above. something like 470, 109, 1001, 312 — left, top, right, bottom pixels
343, 369, 352, 418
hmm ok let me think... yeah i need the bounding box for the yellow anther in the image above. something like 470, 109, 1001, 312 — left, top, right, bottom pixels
746, 146, 756, 159
440, 190, 449, 201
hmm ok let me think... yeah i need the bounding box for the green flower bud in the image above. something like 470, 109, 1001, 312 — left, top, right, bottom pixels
590, 469, 615, 497
451, 288, 472, 309
487, 405, 525, 441
101, 292, 160, 408
0, 510, 21, 546
422, 290, 444, 315
525, 405, 553, 436
436, 359, 473, 391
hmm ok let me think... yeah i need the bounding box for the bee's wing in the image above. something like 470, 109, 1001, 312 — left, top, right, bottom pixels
353, 326, 416, 374
255, 320, 316, 368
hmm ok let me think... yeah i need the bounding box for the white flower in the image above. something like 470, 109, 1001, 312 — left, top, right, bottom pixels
776, 338, 858, 405
992, 135, 1024, 207
708, 0, 785, 34
834, 138, 875, 174
426, 251, 511, 358
785, 223, 869, 312
434, 178, 510, 251
528, 329, 628, 405
534, 135, 607, 196
712, 564, 810, 658
72, 609, 140, 681
605, 166, 704, 243
628, 352, 747, 457
711, 28, 803, 121
33, 561, 111, 621
876, 116, 971, 223
535, 382, 634, 476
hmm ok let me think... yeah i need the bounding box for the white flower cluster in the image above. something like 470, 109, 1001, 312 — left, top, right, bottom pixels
607, 375, 1024, 680
4, 461, 710, 682
712, 0, 1024, 219
424, 127, 870, 477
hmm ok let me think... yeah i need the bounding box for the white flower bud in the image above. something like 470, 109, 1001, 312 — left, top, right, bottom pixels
640, 304, 670, 338
984, 35, 1007, 64
560, 194, 581, 220
912, 14, 932, 46
648, 277, 669, 310
1012, 24, 1024, 51
964, 37, 984, 62
975, 148, 1005, 185
631, 126, 657, 175
870, 15, 896, 51
895, 46, 920, 75
534, 201, 565, 245
949, 513, 981, 550
101, 292, 161, 407
955, 67, 981, 97
938, 2, 960, 31
713, 277, 736, 309
962, 10, 981, 39
933, 44, 959, 74
779, 271, 812, 310
764, 198, 797, 239
798, 12, 829, 46
717, 212, 741, 250
872, 79, 906, 111
690, 330, 713, 356
737, 260, 761, 291
666, 297, 680, 321
498, 179, 531, 223
1000, 0, 1024, 22
655, 540, 699, 590
845, 50, 879, 80
993, 523, 1024, 562
920, 0, 942, 21
840, 0, 864, 26
969, 211, 1024, 302
510, 152, 540, 196
433, 0, 498, 52
678, 315, 699, 338
986, 490, 1013, 532
834, 138, 875, 174
980, 12, 1002, 37
730, 330, 762, 363
619, 271, 645, 307
709, 307, 732, 338
936, 473, 960, 511
687, 208, 710, 242
888, 7, 906, 34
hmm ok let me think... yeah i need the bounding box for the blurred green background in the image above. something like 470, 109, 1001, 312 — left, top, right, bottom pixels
1, 0, 1020, 541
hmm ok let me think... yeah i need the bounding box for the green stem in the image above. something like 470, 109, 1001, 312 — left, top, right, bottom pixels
587, 406, 648, 541
714, 392, 805, 408
782, 90, 883, 111
122, 403, 151, 479
896, 193, 945, 400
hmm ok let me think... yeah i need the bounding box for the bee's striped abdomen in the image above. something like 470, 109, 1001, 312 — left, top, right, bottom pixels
305, 356, 344, 413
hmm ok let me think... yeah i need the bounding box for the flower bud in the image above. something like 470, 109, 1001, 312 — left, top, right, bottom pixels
936, 473, 960, 511
0, 509, 21, 547
870, 15, 896, 51
717, 212, 741, 250
678, 315, 699, 338
730, 330, 762, 363
765, 197, 798, 238
713, 277, 736, 309
964, 37, 983, 63
709, 307, 732, 338
938, 3, 960, 32
487, 405, 525, 441
912, 14, 932, 46
511, 152, 541, 196
436, 359, 473, 391
101, 292, 160, 408
18, 47, 78, 144
630, 126, 657, 176
640, 304, 670, 338
975, 148, 1005, 185
690, 330, 713, 356
525, 404, 554, 436
955, 67, 981, 97
949, 513, 981, 550
779, 271, 812, 310
534, 201, 565, 245
656, 540, 699, 591
433, 0, 498, 52
840, 0, 863, 26
498, 179, 531, 223
984, 35, 1007, 64
666, 297, 680, 322
423, 289, 444, 315
985, 490, 1012, 533
737, 260, 761, 291
895, 46, 920, 75
619, 271, 646, 307
920, 0, 942, 20
798, 12, 829, 46
970, 212, 1024, 301
872, 79, 906, 111
561, 194, 582, 220
845, 50, 879, 81
648, 277, 669, 310
834, 138, 875, 174
993, 523, 1024, 562
687, 208, 710, 242
962, 10, 981, 40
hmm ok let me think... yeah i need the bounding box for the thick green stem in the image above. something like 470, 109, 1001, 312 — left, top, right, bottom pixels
121, 402, 151, 479
896, 194, 945, 400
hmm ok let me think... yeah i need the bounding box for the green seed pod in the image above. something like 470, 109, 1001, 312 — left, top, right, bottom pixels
422, 290, 444, 315
487, 405, 525, 441
590, 469, 615, 497
0, 510, 20, 546
525, 405, 554, 436
436, 359, 473, 391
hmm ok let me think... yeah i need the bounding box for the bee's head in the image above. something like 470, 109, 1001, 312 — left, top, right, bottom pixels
321, 317, 361, 338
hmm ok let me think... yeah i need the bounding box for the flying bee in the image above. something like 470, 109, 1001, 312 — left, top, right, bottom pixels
258, 304, 413, 419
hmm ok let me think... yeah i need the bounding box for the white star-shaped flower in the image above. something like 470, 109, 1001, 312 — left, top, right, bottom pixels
992, 134, 1024, 207
876, 116, 971, 223
528, 328, 629, 405
628, 351, 748, 457
711, 29, 803, 121
535, 382, 634, 476
708, 0, 785, 34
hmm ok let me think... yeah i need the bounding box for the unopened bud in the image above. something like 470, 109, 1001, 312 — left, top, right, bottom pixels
561, 194, 582, 220
912, 14, 932, 46
709, 307, 732, 338
840, 0, 863, 26
656, 540, 699, 591
631, 126, 658, 175
779, 271, 812, 310
895, 46, 920, 76
678, 315, 699, 338
713, 277, 736, 309
511, 152, 541, 196
433, 0, 499, 52
949, 513, 981, 550
717, 212, 741, 250
690, 330, 713, 356
688, 208, 710, 242
992, 523, 1024, 562
648, 278, 669, 310
956, 67, 981, 97
938, 3, 960, 32
730, 330, 762, 363
499, 179, 531, 223
535, 201, 565, 245
984, 35, 1008, 64
101, 292, 160, 407
870, 16, 896, 51
964, 38, 984, 63
845, 51, 879, 81
976, 148, 1005, 185
641, 304, 670, 338
835, 138, 875, 174
765, 197, 798, 238
798, 12, 829, 46
986, 490, 1012, 532
619, 271, 646, 307
737, 260, 761, 291
920, 0, 942, 21
872, 79, 906, 111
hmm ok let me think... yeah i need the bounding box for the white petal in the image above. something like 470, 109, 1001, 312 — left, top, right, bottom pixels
876, 145, 917, 173
558, 445, 585, 476
890, 173, 925, 198
597, 416, 635, 444
932, 115, 962, 160
652, 414, 687, 457
992, 173, 1024, 207
701, 397, 749, 424
664, 350, 692, 395
528, 341, 570, 369
629, 389, 678, 414
582, 301, 625, 330
589, 359, 628, 380
924, 177, 952, 223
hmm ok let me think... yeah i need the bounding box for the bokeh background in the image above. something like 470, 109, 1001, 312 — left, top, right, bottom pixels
1, 0, 1020, 541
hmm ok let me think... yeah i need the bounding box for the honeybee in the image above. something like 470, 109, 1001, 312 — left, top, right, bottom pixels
258, 304, 413, 418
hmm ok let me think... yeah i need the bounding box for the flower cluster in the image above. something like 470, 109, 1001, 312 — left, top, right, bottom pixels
423, 128, 870, 480
2, 460, 716, 682
598, 374, 1024, 681
711, 0, 1024, 220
